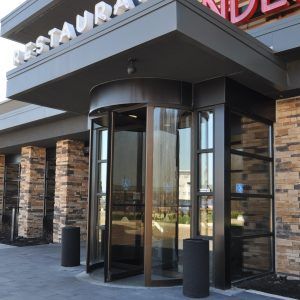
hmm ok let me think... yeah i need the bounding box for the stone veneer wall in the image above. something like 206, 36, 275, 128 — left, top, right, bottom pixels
275, 97, 300, 277
53, 140, 89, 243
0, 155, 4, 217
18, 146, 46, 238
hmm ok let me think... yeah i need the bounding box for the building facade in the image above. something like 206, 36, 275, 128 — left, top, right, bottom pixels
0, 0, 300, 289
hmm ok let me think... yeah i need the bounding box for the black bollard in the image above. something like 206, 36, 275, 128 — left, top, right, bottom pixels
183, 238, 209, 298
61, 227, 80, 267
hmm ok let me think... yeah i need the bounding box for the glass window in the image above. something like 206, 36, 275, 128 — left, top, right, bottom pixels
98, 163, 107, 194
152, 108, 191, 280
198, 196, 213, 237
231, 236, 273, 281
230, 112, 273, 282
99, 130, 108, 160
199, 153, 213, 193
209, 240, 214, 283
109, 108, 146, 278
231, 197, 272, 236
231, 154, 271, 195
199, 111, 213, 150
231, 114, 271, 157
88, 123, 109, 268
197, 109, 214, 282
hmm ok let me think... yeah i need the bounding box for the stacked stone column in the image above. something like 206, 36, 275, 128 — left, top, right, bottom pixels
18, 146, 46, 238
275, 97, 300, 277
0, 155, 5, 218
53, 140, 88, 243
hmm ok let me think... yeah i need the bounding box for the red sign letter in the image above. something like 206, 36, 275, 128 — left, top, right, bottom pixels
202, 0, 229, 20
230, 0, 258, 25
261, 0, 289, 14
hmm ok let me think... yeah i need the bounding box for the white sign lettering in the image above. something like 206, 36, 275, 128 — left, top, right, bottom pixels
59, 22, 77, 44
114, 0, 135, 16
48, 28, 62, 48
95, 1, 113, 25
76, 11, 94, 33
24, 42, 37, 61
13, 50, 25, 66
36, 36, 51, 54
13, 0, 146, 67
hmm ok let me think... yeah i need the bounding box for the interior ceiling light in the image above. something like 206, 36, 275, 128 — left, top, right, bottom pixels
129, 114, 138, 119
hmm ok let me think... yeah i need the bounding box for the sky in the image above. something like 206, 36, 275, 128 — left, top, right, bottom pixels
0, 0, 26, 103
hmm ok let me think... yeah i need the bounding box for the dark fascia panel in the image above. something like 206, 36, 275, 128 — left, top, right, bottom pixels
248, 13, 300, 57
0, 114, 89, 153
0, 0, 107, 43
194, 77, 226, 108
225, 78, 275, 122
176, 0, 285, 89
6, 0, 287, 112
1, 0, 61, 43
0, 103, 65, 133
194, 78, 275, 122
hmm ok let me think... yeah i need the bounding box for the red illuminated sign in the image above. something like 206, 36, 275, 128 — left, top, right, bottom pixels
202, 0, 294, 25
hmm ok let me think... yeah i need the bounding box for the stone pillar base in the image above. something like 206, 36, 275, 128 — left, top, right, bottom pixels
18, 146, 46, 238
53, 140, 88, 243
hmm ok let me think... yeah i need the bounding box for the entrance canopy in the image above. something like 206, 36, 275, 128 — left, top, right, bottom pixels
4, 0, 287, 113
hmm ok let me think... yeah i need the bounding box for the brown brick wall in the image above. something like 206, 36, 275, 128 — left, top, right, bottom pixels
275, 97, 300, 276
18, 146, 46, 238
53, 140, 88, 243
0, 155, 4, 217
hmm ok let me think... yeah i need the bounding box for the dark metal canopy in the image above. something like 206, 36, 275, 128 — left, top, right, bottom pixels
5, 0, 287, 113
1, 0, 105, 44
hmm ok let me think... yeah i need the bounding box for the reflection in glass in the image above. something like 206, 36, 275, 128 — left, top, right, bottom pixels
199, 111, 213, 150
231, 236, 273, 280
98, 196, 106, 261
231, 197, 271, 237
199, 153, 213, 192
3, 164, 20, 222
198, 196, 213, 237
110, 108, 146, 277
230, 112, 273, 281
89, 125, 108, 266
209, 240, 214, 283
231, 113, 271, 157
152, 108, 191, 280
231, 154, 271, 195
100, 130, 108, 160
98, 163, 107, 194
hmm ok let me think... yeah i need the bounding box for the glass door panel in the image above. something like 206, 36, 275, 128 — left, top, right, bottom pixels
87, 115, 109, 271
107, 107, 146, 281
150, 108, 191, 284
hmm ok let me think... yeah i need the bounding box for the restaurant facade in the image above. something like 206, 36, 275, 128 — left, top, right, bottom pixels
0, 0, 300, 290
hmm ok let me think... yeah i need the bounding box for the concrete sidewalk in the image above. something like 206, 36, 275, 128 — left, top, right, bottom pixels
0, 244, 286, 300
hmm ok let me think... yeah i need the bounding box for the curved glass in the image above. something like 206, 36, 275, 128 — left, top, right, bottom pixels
88, 106, 192, 286
151, 108, 191, 281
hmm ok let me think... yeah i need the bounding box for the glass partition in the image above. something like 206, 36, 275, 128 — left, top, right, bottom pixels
196, 110, 214, 283
88, 115, 108, 270
108, 108, 146, 280
3, 163, 20, 222
150, 108, 191, 282
230, 112, 273, 281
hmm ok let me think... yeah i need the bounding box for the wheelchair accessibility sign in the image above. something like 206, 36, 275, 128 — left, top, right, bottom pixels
236, 183, 244, 193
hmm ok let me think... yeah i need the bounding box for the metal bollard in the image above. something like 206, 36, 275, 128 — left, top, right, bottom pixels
183, 238, 210, 298
61, 227, 80, 267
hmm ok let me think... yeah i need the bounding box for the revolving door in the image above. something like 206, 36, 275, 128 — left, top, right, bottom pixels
87, 105, 192, 286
